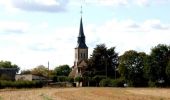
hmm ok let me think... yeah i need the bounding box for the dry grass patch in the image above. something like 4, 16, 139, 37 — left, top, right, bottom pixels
0, 87, 170, 100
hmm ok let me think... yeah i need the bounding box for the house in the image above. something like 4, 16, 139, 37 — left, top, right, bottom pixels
15, 74, 47, 81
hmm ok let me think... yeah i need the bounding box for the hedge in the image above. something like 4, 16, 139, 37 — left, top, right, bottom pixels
99, 78, 125, 87
0, 80, 43, 89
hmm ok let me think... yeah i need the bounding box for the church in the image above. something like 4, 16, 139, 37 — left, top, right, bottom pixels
69, 16, 88, 79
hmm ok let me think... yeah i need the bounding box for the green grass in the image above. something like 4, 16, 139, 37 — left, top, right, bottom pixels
40, 93, 53, 100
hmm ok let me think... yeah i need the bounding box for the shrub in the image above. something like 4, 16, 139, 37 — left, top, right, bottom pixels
99, 78, 112, 87
75, 76, 83, 82
57, 76, 68, 82
99, 78, 125, 87
0, 80, 43, 89
110, 78, 125, 87
67, 77, 74, 83
93, 75, 106, 86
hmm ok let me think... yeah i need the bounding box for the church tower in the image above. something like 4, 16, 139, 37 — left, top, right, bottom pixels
75, 17, 88, 66
69, 16, 88, 78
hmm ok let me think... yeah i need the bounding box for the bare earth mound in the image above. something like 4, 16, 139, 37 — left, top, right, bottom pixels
0, 87, 170, 100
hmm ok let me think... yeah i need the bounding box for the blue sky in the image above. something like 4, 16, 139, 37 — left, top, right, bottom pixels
0, 0, 170, 70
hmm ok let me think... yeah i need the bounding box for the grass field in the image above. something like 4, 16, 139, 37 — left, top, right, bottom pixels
0, 87, 170, 100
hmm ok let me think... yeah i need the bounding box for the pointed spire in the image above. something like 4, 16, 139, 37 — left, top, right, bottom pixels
76, 17, 88, 48
78, 17, 85, 37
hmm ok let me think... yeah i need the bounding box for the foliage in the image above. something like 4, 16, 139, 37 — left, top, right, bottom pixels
166, 60, 170, 80
0, 80, 43, 89
0, 74, 11, 81
31, 65, 48, 77
99, 78, 112, 87
57, 76, 68, 82
110, 78, 125, 87
145, 44, 170, 84
21, 70, 32, 74
92, 75, 106, 86
0, 60, 20, 72
54, 65, 71, 76
75, 76, 83, 82
99, 78, 125, 87
118, 50, 147, 87
87, 44, 118, 78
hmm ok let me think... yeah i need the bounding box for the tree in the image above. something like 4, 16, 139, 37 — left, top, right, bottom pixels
145, 44, 170, 84
21, 70, 31, 74
31, 65, 48, 77
87, 44, 118, 78
0, 60, 20, 72
166, 60, 170, 81
54, 65, 71, 76
118, 50, 147, 86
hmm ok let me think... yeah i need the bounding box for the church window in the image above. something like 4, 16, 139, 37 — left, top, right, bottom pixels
81, 53, 82, 58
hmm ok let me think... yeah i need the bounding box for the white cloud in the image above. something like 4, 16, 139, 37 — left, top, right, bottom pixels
92, 18, 170, 54
0, 0, 68, 12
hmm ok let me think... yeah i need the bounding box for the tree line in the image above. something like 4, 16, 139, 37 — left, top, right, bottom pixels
84, 44, 170, 87
1, 43, 170, 87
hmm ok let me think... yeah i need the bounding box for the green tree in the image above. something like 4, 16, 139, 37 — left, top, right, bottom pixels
145, 44, 170, 85
54, 65, 71, 76
0, 60, 19, 72
31, 65, 48, 77
21, 70, 31, 74
87, 44, 118, 78
118, 50, 147, 86
166, 60, 170, 82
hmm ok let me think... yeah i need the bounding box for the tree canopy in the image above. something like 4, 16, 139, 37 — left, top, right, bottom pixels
118, 50, 147, 86
86, 44, 118, 78
54, 65, 71, 76
0, 60, 20, 72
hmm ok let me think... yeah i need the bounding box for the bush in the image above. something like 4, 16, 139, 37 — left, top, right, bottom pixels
75, 76, 83, 82
99, 78, 125, 87
57, 76, 68, 82
0, 80, 43, 89
93, 75, 106, 86
99, 78, 112, 87
110, 78, 125, 87
67, 77, 74, 83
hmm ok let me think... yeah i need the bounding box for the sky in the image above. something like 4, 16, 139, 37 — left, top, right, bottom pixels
0, 0, 170, 70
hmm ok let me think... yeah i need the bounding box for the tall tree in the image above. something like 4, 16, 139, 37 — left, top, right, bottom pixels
31, 65, 48, 77
166, 60, 170, 81
54, 65, 71, 76
87, 44, 118, 78
118, 50, 147, 86
145, 44, 170, 84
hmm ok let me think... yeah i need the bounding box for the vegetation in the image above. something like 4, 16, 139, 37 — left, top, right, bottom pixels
1, 43, 170, 88
0, 80, 43, 89
83, 43, 170, 87
86, 44, 118, 78
0, 61, 19, 70
54, 65, 71, 76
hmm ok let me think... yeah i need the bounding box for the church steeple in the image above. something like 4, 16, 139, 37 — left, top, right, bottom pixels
76, 17, 88, 48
